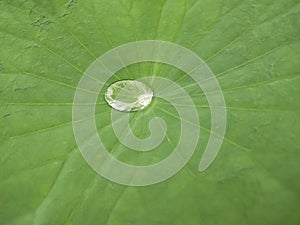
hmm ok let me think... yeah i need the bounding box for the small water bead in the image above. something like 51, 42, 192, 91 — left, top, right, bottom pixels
105, 80, 153, 112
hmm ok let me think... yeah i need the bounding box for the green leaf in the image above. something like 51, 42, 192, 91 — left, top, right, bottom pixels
1, 0, 300, 225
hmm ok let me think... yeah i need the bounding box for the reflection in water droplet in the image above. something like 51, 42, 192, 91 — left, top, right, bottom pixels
105, 80, 153, 112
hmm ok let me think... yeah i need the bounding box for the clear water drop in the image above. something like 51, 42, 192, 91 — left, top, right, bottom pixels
105, 80, 153, 112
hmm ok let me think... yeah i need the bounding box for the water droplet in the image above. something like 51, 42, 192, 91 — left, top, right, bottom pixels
105, 80, 153, 112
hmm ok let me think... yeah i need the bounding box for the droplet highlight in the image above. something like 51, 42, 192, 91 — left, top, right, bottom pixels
105, 80, 153, 112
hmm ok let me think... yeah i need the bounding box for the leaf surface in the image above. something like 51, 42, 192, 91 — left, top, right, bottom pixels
0, 0, 300, 225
